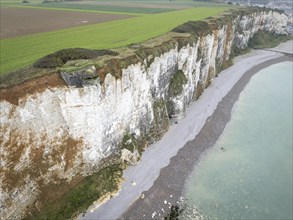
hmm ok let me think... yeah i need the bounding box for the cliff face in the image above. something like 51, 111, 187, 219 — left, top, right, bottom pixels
0, 8, 288, 219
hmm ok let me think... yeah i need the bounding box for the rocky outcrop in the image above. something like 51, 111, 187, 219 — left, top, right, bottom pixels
0, 7, 288, 220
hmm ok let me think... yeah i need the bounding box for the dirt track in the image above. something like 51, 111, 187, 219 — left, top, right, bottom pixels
0, 7, 133, 39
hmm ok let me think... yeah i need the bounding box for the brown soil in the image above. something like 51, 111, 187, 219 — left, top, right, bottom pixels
0, 7, 133, 39
0, 72, 66, 105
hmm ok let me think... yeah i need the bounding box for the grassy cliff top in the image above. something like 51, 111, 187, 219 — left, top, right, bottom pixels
0, 6, 285, 89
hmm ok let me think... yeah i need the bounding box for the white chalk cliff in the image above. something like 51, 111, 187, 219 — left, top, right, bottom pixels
0, 8, 288, 219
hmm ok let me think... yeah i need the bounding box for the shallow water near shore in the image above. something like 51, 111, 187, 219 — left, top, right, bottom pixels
183, 61, 293, 220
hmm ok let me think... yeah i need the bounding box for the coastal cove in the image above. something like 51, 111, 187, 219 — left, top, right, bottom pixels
82, 41, 293, 220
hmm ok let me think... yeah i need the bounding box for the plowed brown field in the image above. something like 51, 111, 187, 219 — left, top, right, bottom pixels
0, 7, 133, 39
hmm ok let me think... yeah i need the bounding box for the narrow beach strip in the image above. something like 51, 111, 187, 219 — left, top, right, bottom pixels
80, 41, 292, 220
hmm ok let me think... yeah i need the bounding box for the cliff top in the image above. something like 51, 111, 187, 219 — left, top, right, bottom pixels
0, 7, 286, 91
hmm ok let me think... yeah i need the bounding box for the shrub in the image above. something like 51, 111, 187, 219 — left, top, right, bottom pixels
33, 48, 118, 69
172, 21, 211, 35
22, 0, 30, 3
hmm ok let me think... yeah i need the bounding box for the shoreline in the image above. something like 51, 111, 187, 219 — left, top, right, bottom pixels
81, 41, 292, 220
121, 55, 292, 220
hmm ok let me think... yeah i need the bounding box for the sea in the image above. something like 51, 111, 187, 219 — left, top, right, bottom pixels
183, 61, 293, 220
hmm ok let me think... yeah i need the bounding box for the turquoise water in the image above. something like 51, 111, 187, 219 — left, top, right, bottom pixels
183, 62, 293, 220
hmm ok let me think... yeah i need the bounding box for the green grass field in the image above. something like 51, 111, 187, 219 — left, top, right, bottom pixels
1, 0, 227, 15
28, 3, 176, 14
0, 0, 225, 8
26, 0, 226, 14
0, 5, 231, 75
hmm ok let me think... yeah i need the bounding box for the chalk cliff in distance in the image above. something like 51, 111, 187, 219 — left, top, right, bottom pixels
0, 7, 288, 220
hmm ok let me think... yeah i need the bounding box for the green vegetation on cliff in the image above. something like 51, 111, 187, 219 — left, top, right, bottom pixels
230, 31, 292, 58
122, 134, 137, 152
248, 31, 292, 49
33, 48, 118, 69
25, 164, 124, 220
169, 70, 188, 97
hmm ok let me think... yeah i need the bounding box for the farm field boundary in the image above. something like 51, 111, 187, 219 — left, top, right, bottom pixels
0, 7, 134, 39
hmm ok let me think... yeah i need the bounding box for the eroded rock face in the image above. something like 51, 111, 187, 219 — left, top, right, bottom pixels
0, 9, 288, 219
233, 11, 288, 48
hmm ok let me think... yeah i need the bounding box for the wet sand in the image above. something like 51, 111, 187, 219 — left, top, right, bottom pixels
80, 41, 293, 220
